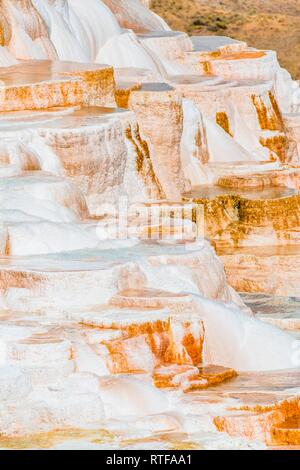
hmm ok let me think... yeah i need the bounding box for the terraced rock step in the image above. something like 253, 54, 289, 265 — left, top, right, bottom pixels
203, 161, 285, 182
179, 369, 300, 445
242, 293, 300, 331
153, 364, 237, 392
110, 288, 193, 311
0, 240, 233, 312
182, 180, 300, 296
79, 306, 204, 373
182, 47, 277, 81
184, 185, 297, 200
219, 245, 300, 296
272, 417, 300, 446
176, 78, 285, 159
183, 185, 300, 246
0, 0, 300, 451
0, 61, 115, 112
217, 165, 300, 190
0, 69, 81, 112
0, 105, 164, 211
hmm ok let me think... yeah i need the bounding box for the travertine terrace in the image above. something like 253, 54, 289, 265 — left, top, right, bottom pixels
0, 0, 299, 450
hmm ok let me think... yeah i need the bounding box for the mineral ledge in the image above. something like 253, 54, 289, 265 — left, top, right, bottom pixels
0, 0, 299, 451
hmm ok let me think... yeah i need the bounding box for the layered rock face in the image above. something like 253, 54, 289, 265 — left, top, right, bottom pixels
0, 0, 299, 450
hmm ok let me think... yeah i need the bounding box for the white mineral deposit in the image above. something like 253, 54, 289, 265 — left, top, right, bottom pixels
0, 0, 299, 451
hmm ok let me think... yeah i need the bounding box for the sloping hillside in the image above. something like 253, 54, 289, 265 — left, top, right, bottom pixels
152, 0, 300, 78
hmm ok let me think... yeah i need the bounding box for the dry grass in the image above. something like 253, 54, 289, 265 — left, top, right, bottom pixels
152, 0, 300, 79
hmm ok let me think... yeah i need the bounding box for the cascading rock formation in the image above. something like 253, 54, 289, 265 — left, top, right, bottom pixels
0, 0, 300, 450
